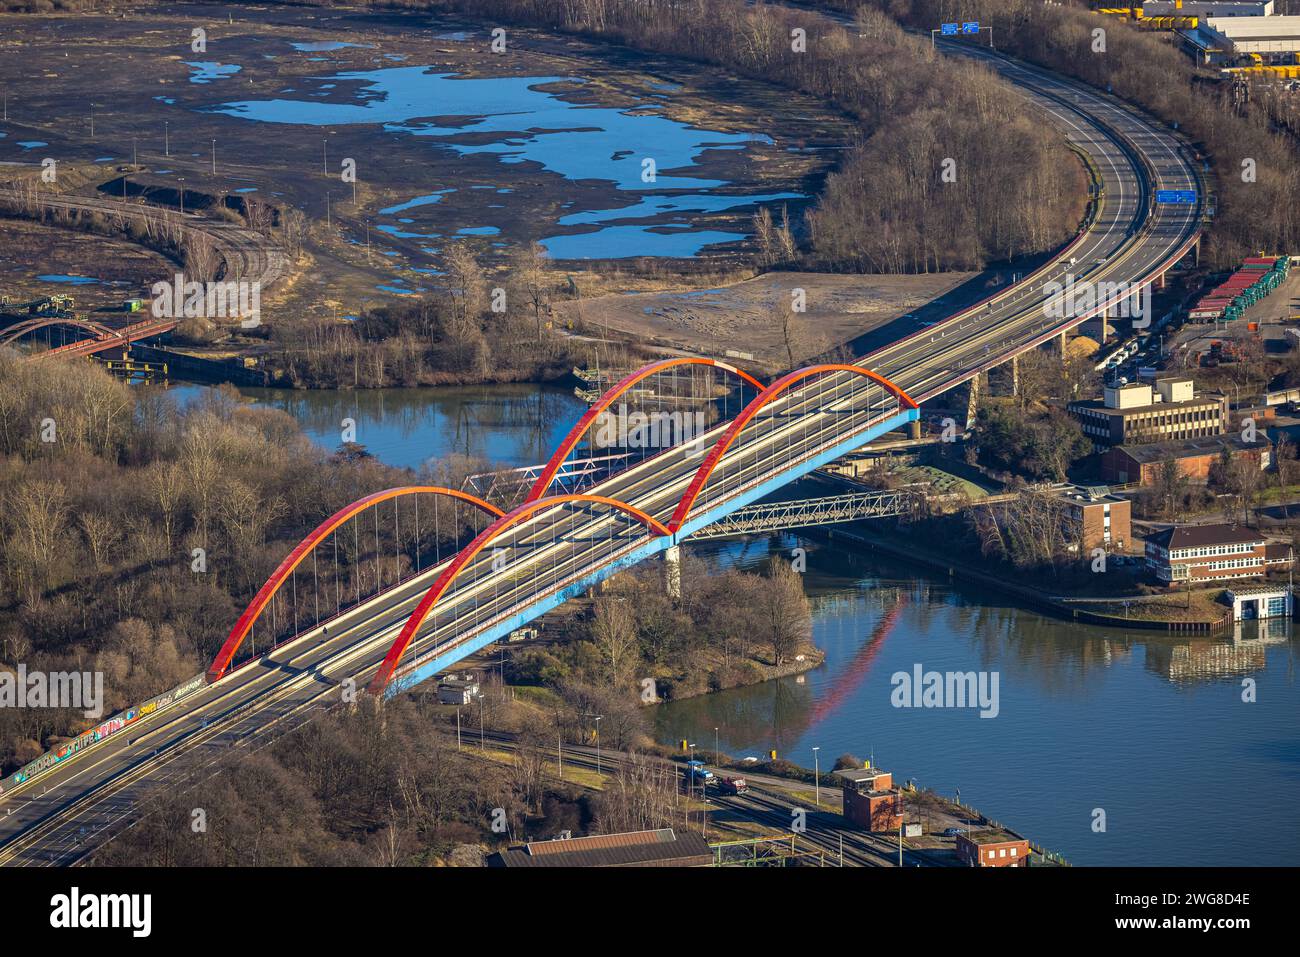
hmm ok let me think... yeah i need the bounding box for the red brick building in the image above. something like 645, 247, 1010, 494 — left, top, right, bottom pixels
1144, 523, 1273, 584
1060, 486, 1131, 552
1100, 435, 1270, 486
834, 767, 904, 833
956, 830, 1031, 867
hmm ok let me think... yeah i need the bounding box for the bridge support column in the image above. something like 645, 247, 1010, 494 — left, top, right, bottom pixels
908, 419, 921, 440
662, 544, 681, 600
1010, 354, 1019, 397
1057, 330, 1068, 357
965, 374, 981, 430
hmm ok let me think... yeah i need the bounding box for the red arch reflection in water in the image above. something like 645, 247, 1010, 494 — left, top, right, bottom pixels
807, 594, 907, 727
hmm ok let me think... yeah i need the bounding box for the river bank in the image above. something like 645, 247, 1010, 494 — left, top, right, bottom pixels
655, 530, 1297, 866
816, 521, 1235, 633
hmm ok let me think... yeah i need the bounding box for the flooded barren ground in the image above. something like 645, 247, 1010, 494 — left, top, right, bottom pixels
0, 2, 850, 323
0, 219, 173, 313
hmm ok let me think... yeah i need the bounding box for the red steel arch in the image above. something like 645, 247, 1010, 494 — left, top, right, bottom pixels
370, 493, 670, 693
668, 364, 917, 532
207, 486, 504, 683
525, 357, 764, 503
0, 316, 121, 346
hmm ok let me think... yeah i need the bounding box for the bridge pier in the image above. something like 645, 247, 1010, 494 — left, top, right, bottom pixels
964, 373, 981, 430
1010, 354, 1019, 397
662, 544, 681, 600
908, 419, 921, 440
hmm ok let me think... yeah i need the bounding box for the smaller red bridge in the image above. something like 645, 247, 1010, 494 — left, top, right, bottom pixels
0, 315, 178, 361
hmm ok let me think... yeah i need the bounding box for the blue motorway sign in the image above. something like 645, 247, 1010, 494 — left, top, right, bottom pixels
940, 22, 958, 35
1155, 189, 1197, 205
961, 21, 980, 34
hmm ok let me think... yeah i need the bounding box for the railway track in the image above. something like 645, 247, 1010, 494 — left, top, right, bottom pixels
476, 729, 900, 866
0, 187, 289, 290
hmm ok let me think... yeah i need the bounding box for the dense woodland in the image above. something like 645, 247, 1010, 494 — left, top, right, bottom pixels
0, 355, 493, 772
508, 554, 814, 699
89, 697, 610, 865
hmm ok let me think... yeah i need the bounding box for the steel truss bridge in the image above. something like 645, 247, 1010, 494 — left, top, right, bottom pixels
0, 41, 1204, 865
691, 489, 916, 539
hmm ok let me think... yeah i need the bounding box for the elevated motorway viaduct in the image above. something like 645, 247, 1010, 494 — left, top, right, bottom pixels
0, 45, 1201, 866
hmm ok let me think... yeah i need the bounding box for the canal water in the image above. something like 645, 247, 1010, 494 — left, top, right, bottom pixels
173, 382, 1300, 865
664, 535, 1299, 867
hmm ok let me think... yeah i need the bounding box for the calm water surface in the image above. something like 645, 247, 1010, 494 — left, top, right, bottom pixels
660, 535, 1299, 867
169, 382, 584, 472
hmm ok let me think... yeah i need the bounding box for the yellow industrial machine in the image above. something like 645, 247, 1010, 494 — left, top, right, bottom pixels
1095, 4, 1197, 28
1225, 64, 1300, 77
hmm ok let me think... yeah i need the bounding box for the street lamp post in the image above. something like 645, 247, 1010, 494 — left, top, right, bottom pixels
688, 743, 696, 802
714, 727, 719, 765
594, 715, 602, 774
812, 746, 821, 808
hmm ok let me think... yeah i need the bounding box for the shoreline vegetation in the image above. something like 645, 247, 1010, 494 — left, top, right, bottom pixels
820, 521, 1237, 632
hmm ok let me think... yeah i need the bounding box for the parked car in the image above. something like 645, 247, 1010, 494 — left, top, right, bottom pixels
942, 827, 965, 838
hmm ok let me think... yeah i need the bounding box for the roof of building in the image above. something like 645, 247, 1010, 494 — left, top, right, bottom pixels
1264, 543, 1294, 562
956, 829, 1026, 846
1225, 585, 1291, 599
833, 768, 891, 784
1146, 523, 1266, 551
1111, 434, 1260, 465
490, 828, 713, 868
1060, 484, 1127, 506
1069, 393, 1224, 417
